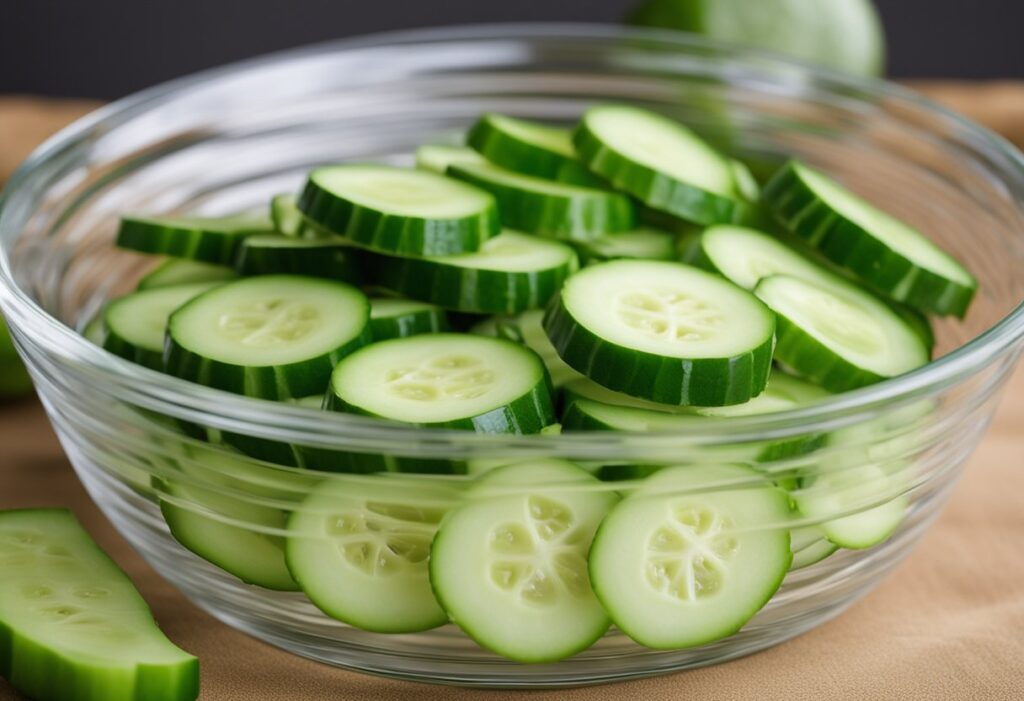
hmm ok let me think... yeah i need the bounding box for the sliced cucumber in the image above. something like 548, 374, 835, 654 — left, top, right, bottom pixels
467, 113, 580, 180
495, 309, 582, 387
368, 229, 578, 314
447, 161, 635, 240
103, 282, 222, 371
430, 460, 618, 662
545, 260, 775, 406
286, 477, 458, 633
270, 194, 331, 239
589, 465, 792, 649
573, 106, 749, 226
789, 525, 839, 570
234, 233, 361, 282
116, 213, 272, 265
763, 161, 977, 317
298, 164, 500, 256
82, 311, 108, 347
369, 297, 449, 340
166, 275, 370, 400
326, 334, 555, 433
415, 144, 487, 174
574, 227, 677, 264
0, 509, 198, 701
755, 274, 929, 392
137, 259, 237, 290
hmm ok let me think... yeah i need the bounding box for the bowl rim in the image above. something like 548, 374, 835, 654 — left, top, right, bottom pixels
1, 22, 1023, 449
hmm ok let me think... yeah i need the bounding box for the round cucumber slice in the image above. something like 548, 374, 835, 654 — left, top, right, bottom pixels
234, 233, 361, 282
103, 282, 223, 371
447, 161, 635, 240
298, 165, 500, 256
575, 227, 677, 264
763, 161, 977, 317
327, 334, 555, 433
368, 229, 578, 313
137, 259, 237, 291
369, 297, 449, 340
430, 460, 618, 662
755, 274, 929, 392
116, 213, 273, 265
495, 309, 583, 387
270, 194, 332, 239
573, 106, 749, 226
286, 477, 458, 633
589, 464, 792, 649
415, 144, 487, 174
166, 275, 370, 400
545, 260, 775, 406
467, 113, 580, 180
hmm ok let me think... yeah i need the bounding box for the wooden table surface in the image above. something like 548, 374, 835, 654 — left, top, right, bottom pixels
1, 83, 1023, 700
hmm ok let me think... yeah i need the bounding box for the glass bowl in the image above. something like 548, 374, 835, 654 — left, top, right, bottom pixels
2, 24, 1023, 689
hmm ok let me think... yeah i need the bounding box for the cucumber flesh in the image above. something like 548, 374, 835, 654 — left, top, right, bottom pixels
415, 144, 487, 174
137, 259, 237, 290
575, 228, 677, 264
116, 213, 273, 265
495, 309, 582, 387
467, 113, 580, 180
0, 509, 198, 701
369, 297, 449, 340
795, 463, 907, 549
269, 194, 332, 239
789, 525, 840, 570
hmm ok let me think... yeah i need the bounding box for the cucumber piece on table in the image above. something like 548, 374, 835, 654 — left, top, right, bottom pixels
545, 260, 775, 406
573, 106, 750, 226
166, 275, 370, 400
270, 194, 332, 239
116, 213, 272, 265
103, 282, 222, 371
763, 161, 977, 317
589, 464, 792, 649
368, 229, 578, 313
286, 476, 459, 633
298, 164, 500, 256
495, 309, 582, 387
326, 334, 555, 433
430, 460, 618, 662
369, 297, 449, 340
575, 227, 677, 264
755, 274, 929, 392
137, 259, 237, 290
0, 509, 198, 701
234, 233, 361, 282
415, 144, 487, 174
447, 161, 635, 240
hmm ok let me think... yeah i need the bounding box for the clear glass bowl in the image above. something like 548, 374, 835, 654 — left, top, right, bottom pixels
2, 24, 1023, 688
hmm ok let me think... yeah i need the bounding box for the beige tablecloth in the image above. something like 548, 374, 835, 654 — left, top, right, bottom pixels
2, 84, 1023, 700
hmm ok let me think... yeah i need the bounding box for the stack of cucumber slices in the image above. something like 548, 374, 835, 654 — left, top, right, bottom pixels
80, 105, 974, 664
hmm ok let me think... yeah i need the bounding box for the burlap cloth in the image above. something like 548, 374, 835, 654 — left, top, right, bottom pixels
1, 84, 1022, 700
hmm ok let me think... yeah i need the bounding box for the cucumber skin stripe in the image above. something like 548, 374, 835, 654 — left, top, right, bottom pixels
117, 219, 245, 265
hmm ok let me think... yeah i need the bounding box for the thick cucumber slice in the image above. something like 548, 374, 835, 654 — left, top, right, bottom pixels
795, 463, 907, 549
0, 509, 198, 701
166, 275, 370, 400
298, 165, 500, 256
430, 460, 618, 662
116, 213, 273, 265
447, 161, 635, 241
415, 144, 487, 174
286, 477, 458, 633
575, 227, 677, 264
103, 282, 222, 371
467, 113, 580, 180
368, 230, 578, 313
137, 259, 237, 291
589, 465, 792, 649
270, 194, 331, 239
369, 297, 449, 340
755, 274, 929, 392
326, 334, 555, 433
545, 260, 775, 406
573, 106, 749, 226
495, 309, 582, 387
789, 525, 839, 570
763, 161, 978, 317
234, 233, 361, 282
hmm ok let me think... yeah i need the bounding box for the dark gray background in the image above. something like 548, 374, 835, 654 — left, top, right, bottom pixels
1, 0, 1021, 99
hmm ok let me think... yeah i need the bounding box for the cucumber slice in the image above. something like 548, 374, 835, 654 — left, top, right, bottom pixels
368, 229, 578, 313
103, 282, 222, 371
298, 165, 500, 256
415, 144, 487, 174
270, 194, 332, 239
495, 309, 582, 387
573, 106, 749, 226
326, 334, 555, 433
116, 213, 272, 265
545, 260, 775, 406
589, 464, 792, 649
447, 161, 635, 240
286, 477, 458, 633
137, 259, 237, 291
430, 460, 618, 662
467, 113, 580, 180
82, 312, 107, 346
795, 463, 907, 549
755, 274, 929, 392
0, 509, 198, 701
789, 525, 839, 570
166, 275, 370, 400
575, 227, 677, 264
234, 233, 361, 282
763, 161, 977, 317
369, 297, 449, 340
